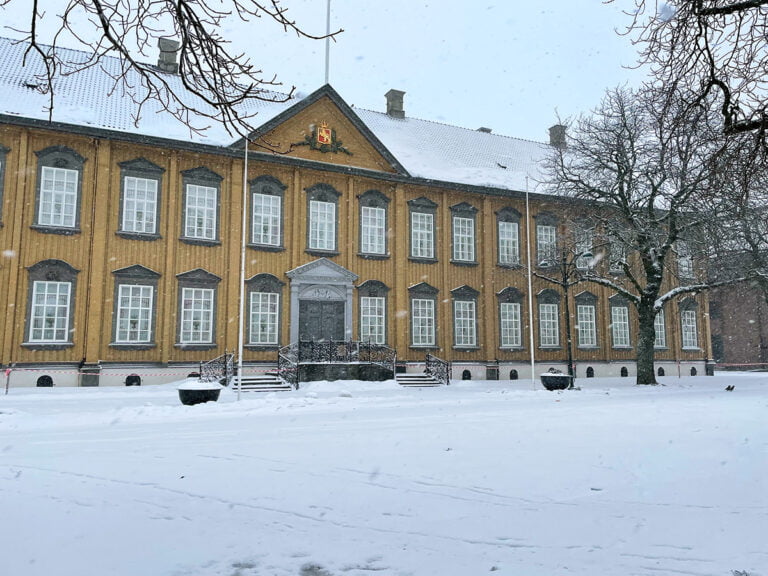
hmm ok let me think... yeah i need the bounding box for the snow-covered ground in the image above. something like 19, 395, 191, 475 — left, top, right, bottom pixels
1, 373, 765, 576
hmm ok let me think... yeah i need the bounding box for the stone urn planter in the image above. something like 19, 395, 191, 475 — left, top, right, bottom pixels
177, 380, 224, 405
540, 369, 573, 391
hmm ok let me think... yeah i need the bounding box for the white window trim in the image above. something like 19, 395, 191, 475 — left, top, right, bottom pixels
412, 298, 435, 346
115, 284, 154, 343
681, 309, 699, 349
500, 301, 522, 348
309, 199, 336, 251
122, 176, 158, 235
360, 296, 386, 344
184, 184, 217, 240
252, 192, 282, 246
411, 212, 434, 259
654, 309, 667, 348
361, 206, 386, 255
537, 224, 557, 265
29, 281, 72, 343
180, 287, 215, 344
454, 300, 477, 347
39, 166, 78, 228
452, 216, 475, 262
577, 304, 597, 347
611, 306, 631, 348
249, 292, 279, 345
539, 302, 560, 347
498, 221, 520, 266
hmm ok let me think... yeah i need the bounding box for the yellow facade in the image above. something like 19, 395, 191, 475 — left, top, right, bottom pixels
0, 91, 711, 387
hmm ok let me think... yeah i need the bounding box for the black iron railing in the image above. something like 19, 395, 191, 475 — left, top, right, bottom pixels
278, 345, 300, 389
425, 353, 451, 386
277, 340, 397, 384
199, 351, 235, 385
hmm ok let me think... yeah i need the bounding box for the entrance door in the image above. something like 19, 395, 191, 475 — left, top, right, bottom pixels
299, 300, 345, 341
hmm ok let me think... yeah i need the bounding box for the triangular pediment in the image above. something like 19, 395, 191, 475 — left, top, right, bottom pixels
237, 85, 408, 176
286, 258, 358, 284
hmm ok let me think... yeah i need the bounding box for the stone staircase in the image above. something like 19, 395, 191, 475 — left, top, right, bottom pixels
232, 372, 293, 392
396, 372, 443, 387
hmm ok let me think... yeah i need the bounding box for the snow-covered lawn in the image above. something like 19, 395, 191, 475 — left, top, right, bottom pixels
1, 373, 765, 576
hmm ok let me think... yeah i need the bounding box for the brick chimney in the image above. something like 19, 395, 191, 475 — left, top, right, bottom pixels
385, 89, 405, 118
549, 124, 567, 148
157, 38, 180, 74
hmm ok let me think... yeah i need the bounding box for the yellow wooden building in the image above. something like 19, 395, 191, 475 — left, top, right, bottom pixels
0, 37, 711, 386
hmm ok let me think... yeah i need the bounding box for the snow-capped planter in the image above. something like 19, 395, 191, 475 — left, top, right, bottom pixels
177, 380, 224, 405
540, 369, 573, 391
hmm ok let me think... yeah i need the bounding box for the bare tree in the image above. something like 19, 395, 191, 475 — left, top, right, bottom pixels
0, 0, 341, 141
615, 0, 768, 136
546, 85, 739, 385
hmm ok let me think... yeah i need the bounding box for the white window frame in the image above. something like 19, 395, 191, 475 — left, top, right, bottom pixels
122, 176, 158, 234
309, 199, 336, 251
411, 298, 435, 346
500, 301, 522, 348
677, 241, 694, 279
185, 184, 217, 240
575, 228, 594, 270
29, 281, 71, 343
611, 306, 631, 348
252, 192, 282, 246
454, 300, 477, 347
498, 221, 520, 266
360, 296, 386, 344
537, 224, 557, 265
249, 292, 279, 345
411, 212, 434, 259
180, 287, 215, 344
39, 166, 78, 228
654, 309, 667, 348
361, 206, 386, 255
452, 216, 475, 262
539, 302, 559, 347
577, 304, 597, 347
115, 284, 153, 343
681, 309, 699, 349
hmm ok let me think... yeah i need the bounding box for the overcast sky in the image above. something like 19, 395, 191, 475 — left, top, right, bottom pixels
0, 1, 646, 142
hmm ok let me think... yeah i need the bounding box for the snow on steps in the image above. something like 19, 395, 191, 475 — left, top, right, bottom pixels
396, 373, 442, 387
232, 373, 293, 392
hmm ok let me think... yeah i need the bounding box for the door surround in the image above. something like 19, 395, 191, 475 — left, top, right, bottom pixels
286, 258, 359, 343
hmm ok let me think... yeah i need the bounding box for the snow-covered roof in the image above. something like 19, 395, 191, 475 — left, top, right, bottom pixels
0, 36, 549, 191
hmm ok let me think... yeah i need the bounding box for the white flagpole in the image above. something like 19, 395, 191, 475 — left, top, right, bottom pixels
237, 140, 249, 401
526, 177, 536, 390
324, 0, 332, 84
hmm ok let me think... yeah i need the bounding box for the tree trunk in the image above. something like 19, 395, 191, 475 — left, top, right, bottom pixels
636, 298, 659, 385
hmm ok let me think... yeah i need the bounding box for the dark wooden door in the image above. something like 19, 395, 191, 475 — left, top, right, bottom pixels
299, 300, 345, 341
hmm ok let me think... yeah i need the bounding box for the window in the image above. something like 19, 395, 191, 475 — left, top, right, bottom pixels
654, 308, 667, 348
112, 265, 160, 347
498, 287, 523, 348
176, 269, 221, 348
680, 299, 699, 349
610, 295, 631, 348
497, 208, 521, 266
118, 158, 164, 239
250, 175, 286, 249
536, 213, 558, 266
409, 283, 438, 347
409, 197, 438, 261
181, 167, 222, 244
608, 239, 626, 274
575, 292, 598, 348
359, 190, 390, 257
575, 226, 594, 269
34, 146, 85, 233
24, 259, 79, 348
358, 280, 389, 344
0, 145, 8, 223
677, 241, 694, 279
246, 274, 284, 347
452, 285, 479, 347
451, 203, 478, 263
537, 289, 560, 347
306, 183, 340, 253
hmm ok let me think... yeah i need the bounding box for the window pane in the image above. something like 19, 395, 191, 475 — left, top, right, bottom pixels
185, 184, 217, 240
249, 292, 279, 345
116, 284, 153, 343
453, 216, 475, 261
29, 281, 71, 342
575, 229, 593, 269
309, 200, 336, 251
681, 309, 698, 348
577, 304, 597, 347
123, 176, 158, 234
39, 166, 77, 228
361, 206, 386, 255
411, 298, 435, 346
252, 193, 281, 246
454, 300, 476, 346
411, 212, 434, 258
500, 302, 521, 347
539, 302, 559, 347
611, 306, 631, 348
180, 287, 214, 343
537, 225, 556, 265
498, 221, 519, 265
360, 296, 386, 344
654, 309, 667, 348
